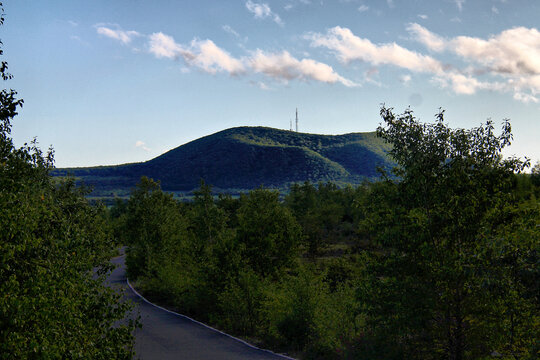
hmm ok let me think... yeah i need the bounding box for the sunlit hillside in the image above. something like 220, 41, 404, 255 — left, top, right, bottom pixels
52, 126, 394, 196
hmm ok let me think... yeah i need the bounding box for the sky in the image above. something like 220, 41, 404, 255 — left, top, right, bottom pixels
3, 0, 540, 168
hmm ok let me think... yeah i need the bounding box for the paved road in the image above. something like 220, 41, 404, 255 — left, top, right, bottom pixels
108, 254, 292, 360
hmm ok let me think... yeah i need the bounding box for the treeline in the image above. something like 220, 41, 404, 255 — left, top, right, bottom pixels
112, 178, 369, 358
113, 108, 539, 359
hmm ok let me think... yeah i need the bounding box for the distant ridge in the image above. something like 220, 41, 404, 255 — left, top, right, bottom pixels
52, 126, 394, 196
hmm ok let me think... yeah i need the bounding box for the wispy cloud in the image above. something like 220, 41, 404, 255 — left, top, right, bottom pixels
249, 49, 357, 86
432, 72, 504, 95
222, 25, 247, 43
250, 80, 273, 90
148, 32, 182, 58
149, 33, 246, 75
513, 92, 538, 103
408, 24, 540, 77
145, 31, 354, 86
358, 5, 369, 12
96, 25, 140, 45
309, 24, 540, 101
97, 20, 540, 102
406, 23, 446, 52
417, 14, 428, 20
284, 0, 311, 11
188, 39, 246, 75
308, 26, 443, 74
454, 0, 465, 12
245, 1, 284, 26
408, 23, 540, 101
222, 25, 240, 38
70, 35, 90, 47
400, 74, 411, 84
135, 140, 151, 152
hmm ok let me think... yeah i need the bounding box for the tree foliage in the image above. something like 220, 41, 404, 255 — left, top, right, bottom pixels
114, 107, 539, 360
358, 107, 539, 359
286, 182, 354, 256
236, 188, 301, 276
0, 4, 136, 357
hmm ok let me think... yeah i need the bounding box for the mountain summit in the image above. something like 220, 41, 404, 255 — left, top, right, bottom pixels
53, 126, 393, 196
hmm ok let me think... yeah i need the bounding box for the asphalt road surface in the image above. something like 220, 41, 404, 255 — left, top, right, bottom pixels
108, 254, 293, 360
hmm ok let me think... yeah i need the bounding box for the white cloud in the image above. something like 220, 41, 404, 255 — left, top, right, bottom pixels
417, 14, 428, 20
434, 72, 483, 95
188, 39, 246, 75
308, 26, 443, 74
406, 23, 446, 52
409, 24, 540, 78
358, 5, 369, 12
105, 21, 531, 100
70, 35, 90, 47
68, 20, 78, 27
513, 92, 538, 103
148, 32, 183, 58
96, 25, 140, 45
245, 1, 284, 26
148, 33, 245, 75
454, 0, 465, 12
492, 6, 499, 14
222, 25, 240, 38
309, 25, 539, 101
135, 140, 151, 152
400, 74, 412, 84
452, 27, 540, 77
386, 0, 395, 9
249, 49, 357, 87
407, 24, 540, 101
146, 31, 353, 87
250, 80, 273, 90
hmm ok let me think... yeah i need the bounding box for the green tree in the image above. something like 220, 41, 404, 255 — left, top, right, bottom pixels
124, 176, 188, 280
531, 161, 540, 191
188, 180, 228, 255
286, 182, 345, 256
237, 188, 301, 277
262, 264, 360, 358
358, 107, 538, 359
0, 4, 136, 356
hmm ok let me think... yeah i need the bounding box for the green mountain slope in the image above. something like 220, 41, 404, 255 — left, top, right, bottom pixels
52, 127, 393, 195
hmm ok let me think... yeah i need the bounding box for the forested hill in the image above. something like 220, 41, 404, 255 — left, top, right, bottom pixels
52, 126, 394, 196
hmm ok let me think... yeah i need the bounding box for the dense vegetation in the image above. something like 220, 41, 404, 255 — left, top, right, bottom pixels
114, 108, 539, 359
0, 7, 137, 358
52, 126, 394, 197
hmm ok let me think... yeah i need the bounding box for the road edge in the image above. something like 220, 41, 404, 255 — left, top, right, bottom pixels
126, 278, 296, 360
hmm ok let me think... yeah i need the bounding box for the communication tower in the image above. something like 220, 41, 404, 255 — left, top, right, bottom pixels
295, 108, 298, 132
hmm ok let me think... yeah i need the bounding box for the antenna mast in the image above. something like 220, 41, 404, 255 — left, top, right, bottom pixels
295, 108, 298, 132
290, 119, 293, 131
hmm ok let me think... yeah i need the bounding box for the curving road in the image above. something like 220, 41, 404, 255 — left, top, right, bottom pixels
108, 254, 293, 360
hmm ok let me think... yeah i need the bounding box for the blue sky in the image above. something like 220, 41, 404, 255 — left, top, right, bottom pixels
3, 0, 540, 167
